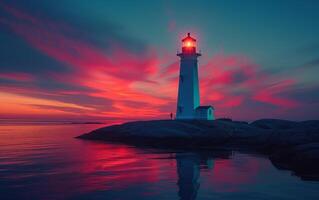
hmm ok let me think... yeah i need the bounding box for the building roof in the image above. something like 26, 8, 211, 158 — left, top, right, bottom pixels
181, 33, 196, 42
196, 105, 214, 110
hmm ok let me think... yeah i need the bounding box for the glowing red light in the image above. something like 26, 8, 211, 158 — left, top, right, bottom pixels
186, 41, 192, 47
182, 33, 196, 49
183, 39, 195, 48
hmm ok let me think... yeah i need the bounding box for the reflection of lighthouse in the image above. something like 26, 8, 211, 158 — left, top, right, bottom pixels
175, 151, 232, 200
176, 153, 201, 200
176, 33, 214, 120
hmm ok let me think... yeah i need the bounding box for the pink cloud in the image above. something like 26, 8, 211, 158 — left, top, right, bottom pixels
198, 53, 300, 119
0, 72, 34, 82
253, 80, 299, 108
0, 3, 305, 121
159, 61, 179, 78
1, 4, 157, 82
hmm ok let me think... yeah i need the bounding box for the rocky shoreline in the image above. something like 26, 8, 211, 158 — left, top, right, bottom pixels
77, 119, 319, 180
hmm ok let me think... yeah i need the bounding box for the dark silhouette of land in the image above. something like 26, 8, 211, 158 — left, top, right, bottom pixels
77, 119, 319, 180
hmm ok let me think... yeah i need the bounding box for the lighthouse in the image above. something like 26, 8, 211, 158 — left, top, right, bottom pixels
176, 33, 214, 120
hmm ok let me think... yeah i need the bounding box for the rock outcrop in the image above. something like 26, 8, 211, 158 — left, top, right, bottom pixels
77, 119, 319, 180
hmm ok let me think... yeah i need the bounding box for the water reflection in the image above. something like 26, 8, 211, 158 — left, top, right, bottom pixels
0, 124, 319, 200
176, 150, 232, 200
176, 153, 200, 200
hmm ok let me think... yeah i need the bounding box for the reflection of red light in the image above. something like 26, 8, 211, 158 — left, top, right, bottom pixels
207, 155, 261, 192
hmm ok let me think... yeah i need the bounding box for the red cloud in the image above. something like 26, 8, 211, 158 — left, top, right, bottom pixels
0, 3, 304, 121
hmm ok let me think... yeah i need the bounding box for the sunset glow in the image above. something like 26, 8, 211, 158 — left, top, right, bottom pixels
0, 1, 318, 121
1, 1, 319, 199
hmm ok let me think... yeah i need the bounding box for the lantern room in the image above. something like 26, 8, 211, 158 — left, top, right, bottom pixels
181, 33, 197, 53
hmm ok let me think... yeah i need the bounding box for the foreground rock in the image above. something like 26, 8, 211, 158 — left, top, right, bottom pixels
77, 119, 319, 180
270, 143, 319, 180
78, 119, 268, 146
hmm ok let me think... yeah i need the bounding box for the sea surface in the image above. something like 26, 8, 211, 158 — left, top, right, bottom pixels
0, 122, 319, 200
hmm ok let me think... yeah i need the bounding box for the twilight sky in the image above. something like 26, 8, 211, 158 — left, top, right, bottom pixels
0, 0, 319, 121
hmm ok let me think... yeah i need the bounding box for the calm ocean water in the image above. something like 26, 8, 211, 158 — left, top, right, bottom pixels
0, 122, 318, 200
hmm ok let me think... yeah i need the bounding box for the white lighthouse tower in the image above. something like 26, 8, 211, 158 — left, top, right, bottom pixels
176, 33, 214, 120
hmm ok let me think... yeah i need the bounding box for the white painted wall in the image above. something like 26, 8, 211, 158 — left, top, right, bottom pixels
195, 107, 214, 120
176, 54, 200, 119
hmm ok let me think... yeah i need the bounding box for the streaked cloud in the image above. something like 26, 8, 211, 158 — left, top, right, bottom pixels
0, 1, 318, 121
